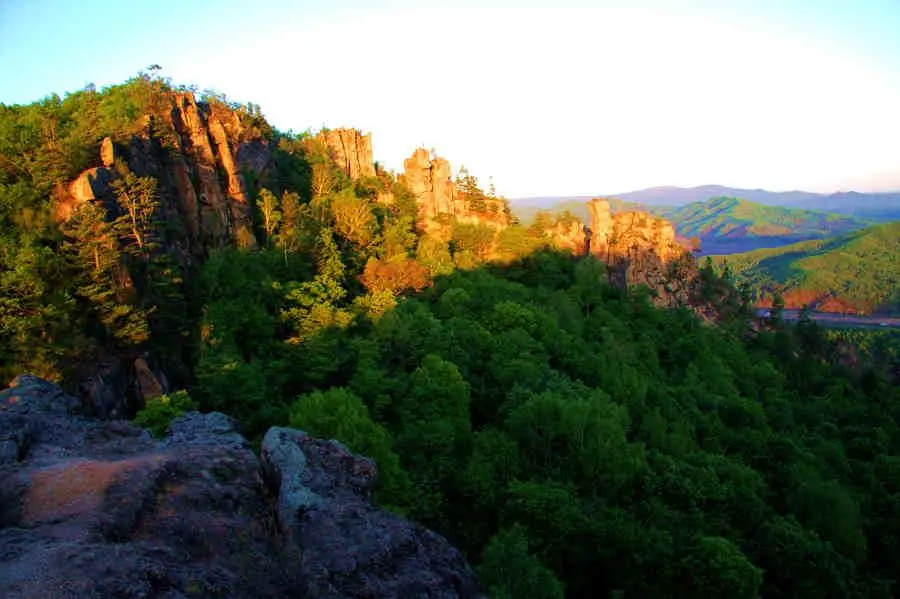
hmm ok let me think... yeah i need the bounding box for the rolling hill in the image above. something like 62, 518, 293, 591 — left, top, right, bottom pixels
660, 197, 875, 254
718, 221, 900, 315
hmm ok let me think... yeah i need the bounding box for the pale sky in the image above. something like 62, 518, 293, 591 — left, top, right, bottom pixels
2, 0, 899, 197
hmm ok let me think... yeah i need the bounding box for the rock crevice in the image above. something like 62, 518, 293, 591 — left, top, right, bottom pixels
318, 128, 376, 180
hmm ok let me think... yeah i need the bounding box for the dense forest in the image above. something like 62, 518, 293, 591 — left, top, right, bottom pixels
2, 74, 900, 598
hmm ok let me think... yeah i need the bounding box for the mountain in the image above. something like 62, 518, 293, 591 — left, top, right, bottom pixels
788, 191, 900, 219
612, 185, 824, 207
720, 221, 900, 314
512, 186, 900, 220
661, 197, 875, 254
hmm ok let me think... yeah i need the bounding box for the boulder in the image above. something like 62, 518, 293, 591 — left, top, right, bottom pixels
133, 356, 166, 401
261, 426, 484, 598
78, 356, 132, 419
0, 375, 485, 599
67, 166, 115, 205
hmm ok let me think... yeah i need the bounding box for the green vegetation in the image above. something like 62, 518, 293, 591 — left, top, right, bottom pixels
662, 196, 873, 241
133, 390, 197, 437
189, 243, 900, 597
719, 222, 900, 314
3, 76, 900, 598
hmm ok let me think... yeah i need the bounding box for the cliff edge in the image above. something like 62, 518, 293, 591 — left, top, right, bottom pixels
0, 374, 484, 599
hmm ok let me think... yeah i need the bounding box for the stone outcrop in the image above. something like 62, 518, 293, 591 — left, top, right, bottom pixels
404, 148, 456, 225
59, 91, 265, 253
74, 354, 168, 420
165, 93, 257, 249
51, 91, 276, 423
402, 148, 509, 234
100, 136, 115, 167
318, 128, 376, 180
0, 374, 485, 599
548, 217, 587, 255
542, 198, 697, 303
586, 198, 681, 263
59, 167, 116, 220
262, 427, 484, 598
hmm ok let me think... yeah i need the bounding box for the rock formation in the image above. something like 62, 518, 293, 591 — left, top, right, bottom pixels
0, 374, 485, 599
403, 148, 455, 225
542, 198, 699, 304
401, 148, 509, 234
51, 92, 275, 410
585, 198, 681, 263
61, 166, 116, 220
547, 216, 587, 255
58, 91, 265, 254
100, 136, 116, 167
318, 128, 376, 180
165, 93, 258, 249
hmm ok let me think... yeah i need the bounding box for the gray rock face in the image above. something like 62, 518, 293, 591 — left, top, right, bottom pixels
0, 376, 484, 599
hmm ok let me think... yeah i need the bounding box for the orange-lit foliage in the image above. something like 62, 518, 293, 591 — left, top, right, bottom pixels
816, 296, 858, 314
360, 258, 431, 295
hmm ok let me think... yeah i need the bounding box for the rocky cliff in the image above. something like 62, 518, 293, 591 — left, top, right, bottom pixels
586, 198, 682, 263
543, 198, 704, 305
547, 198, 684, 261
58, 92, 269, 256
318, 128, 376, 180
401, 148, 509, 234
0, 374, 485, 599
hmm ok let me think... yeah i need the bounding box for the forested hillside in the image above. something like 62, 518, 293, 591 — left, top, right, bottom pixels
2, 75, 900, 598
720, 222, 900, 314
660, 196, 873, 254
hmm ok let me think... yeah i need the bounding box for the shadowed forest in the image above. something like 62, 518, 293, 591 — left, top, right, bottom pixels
2, 74, 900, 598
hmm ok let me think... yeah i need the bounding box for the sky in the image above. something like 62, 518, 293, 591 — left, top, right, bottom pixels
2, 0, 899, 198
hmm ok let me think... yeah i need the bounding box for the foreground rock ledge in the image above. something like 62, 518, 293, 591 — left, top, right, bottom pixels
0, 374, 484, 599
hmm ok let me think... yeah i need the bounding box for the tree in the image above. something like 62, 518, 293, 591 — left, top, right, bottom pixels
256, 187, 282, 245
478, 525, 565, 599
682, 536, 763, 599
331, 189, 376, 248
62, 199, 149, 347
395, 354, 473, 525
289, 387, 411, 509
111, 171, 161, 269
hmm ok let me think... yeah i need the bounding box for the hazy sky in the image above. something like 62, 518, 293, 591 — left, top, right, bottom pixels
2, 0, 899, 197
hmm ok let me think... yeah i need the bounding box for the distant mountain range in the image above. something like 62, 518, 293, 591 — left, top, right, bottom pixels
720, 221, 900, 315
512, 185, 900, 220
